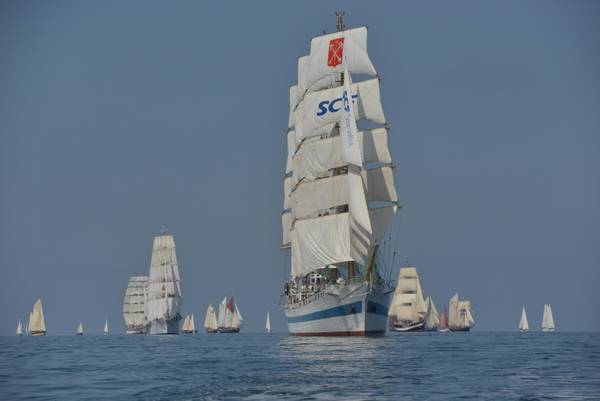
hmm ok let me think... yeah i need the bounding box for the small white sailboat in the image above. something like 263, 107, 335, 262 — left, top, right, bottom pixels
103, 319, 109, 335
541, 304, 555, 332
76, 322, 84, 336
16, 319, 23, 336
204, 305, 218, 333
423, 296, 440, 332
28, 299, 46, 336
265, 312, 271, 333
181, 314, 197, 334
518, 306, 529, 332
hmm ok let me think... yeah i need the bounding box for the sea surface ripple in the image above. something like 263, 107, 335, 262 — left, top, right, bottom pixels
1, 332, 599, 401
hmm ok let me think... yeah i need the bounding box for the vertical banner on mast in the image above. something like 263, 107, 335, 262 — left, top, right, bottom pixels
340, 60, 372, 263
340, 62, 363, 166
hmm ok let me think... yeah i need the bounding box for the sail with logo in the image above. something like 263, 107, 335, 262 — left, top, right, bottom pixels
281, 13, 399, 336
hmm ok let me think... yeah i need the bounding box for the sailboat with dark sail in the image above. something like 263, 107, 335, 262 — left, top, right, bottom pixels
280, 13, 398, 336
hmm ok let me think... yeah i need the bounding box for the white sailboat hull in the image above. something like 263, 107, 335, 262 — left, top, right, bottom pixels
149, 318, 180, 335
541, 328, 555, 332
284, 282, 391, 336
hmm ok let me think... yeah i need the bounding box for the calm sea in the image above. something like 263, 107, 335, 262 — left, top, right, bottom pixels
1, 332, 599, 401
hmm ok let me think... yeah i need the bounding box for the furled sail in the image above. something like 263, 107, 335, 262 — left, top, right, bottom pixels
145, 233, 182, 324
389, 267, 427, 323
542, 304, 555, 331
122, 276, 148, 332
519, 306, 529, 331
424, 296, 440, 330
28, 299, 46, 335
302, 27, 376, 93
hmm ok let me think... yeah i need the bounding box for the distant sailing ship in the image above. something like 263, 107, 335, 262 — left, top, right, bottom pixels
541, 304, 555, 332
438, 308, 450, 332
423, 296, 440, 331
448, 293, 475, 332
28, 299, 46, 336
217, 296, 242, 333
103, 319, 109, 335
265, 312, 271, 333
145, 228, 182, 335
203, 304, 218, 333
16, 320, 23, 336
389, 267, 427, 332
281, 13, 398, 336
76, 322, 84, 335
181, 314, 197, 334
518, 306, 529, 332
122, 276, 149, 334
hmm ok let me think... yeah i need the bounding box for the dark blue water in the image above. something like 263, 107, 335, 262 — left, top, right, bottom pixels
1, 332, 599, 401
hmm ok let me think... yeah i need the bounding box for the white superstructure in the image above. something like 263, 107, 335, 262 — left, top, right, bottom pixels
281, 13, 398, 336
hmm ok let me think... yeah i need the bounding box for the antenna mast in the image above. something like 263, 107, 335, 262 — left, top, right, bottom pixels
336, 11, 345, 32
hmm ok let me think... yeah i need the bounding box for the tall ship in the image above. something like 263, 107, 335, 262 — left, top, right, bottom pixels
28, 299, 46, 336
122, 276, 149, 334
448, 293, 475, 332
203, 304, 218, 333
217, 296, 243, 333
518, 306, 529, 332
388, 267, 427, 332
423, 296, 440, 331
541, 304, 555, 332
145, 229, 182, 335
280, 13, 398, 336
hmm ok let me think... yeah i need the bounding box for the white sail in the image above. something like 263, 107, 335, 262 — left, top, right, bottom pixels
182, 315, 190, 332
103, 319, 109, 335
291, 166, 397, 220
519, 306, 529, 331
77, 322, 84, 335
424, 296, 440, 330
302, 27, 376, 93
542, 304, 556, 331
234, 304, 243, 328
297, 55, 340, 104
145, 233, 182, 323
292, 128, 392, 185
16, 320, 23, 336
294, 78, 385, 145
122, 276, 148, 332
389, 267, 427, 323
204, 304, 218, 331
28, 299, 46, 335
448, 293, 475, 330
265, 312, 271, 333
448, 293, 460, 329
217, 297, 227, 328
190, 314, 196, 333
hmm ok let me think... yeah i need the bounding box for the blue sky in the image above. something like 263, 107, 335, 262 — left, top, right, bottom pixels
1, 0, 599, 334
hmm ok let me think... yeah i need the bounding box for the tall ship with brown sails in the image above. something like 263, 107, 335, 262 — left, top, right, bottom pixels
280, 13, 398, 336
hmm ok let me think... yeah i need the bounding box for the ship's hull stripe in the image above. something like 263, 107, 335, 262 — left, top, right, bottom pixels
290, 330, 385, 337
286, 301, 389, 324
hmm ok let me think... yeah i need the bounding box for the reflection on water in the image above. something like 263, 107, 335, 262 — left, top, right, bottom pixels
1, 332, 599, 400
